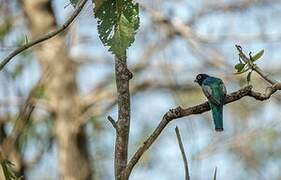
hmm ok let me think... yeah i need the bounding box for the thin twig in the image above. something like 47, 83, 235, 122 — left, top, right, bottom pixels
175, 126, 190, 180
107, 116, 117, 129
213, 167, 218, 180
0, 0, 88, 71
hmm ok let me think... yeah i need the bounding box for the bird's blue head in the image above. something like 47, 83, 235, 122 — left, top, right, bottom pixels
194, 73, 210, 86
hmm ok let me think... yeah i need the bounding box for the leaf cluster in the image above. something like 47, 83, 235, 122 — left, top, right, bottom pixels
234, 49, 264, 84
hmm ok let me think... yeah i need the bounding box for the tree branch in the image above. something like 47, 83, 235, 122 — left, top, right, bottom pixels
0, 84, 38, 162
114, 54, 132, 180
175, 126, 190, 180
121, 83, 281, 178
0, 0, 88, 71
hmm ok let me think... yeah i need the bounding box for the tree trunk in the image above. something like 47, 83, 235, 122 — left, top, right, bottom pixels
21, 0, 92, 179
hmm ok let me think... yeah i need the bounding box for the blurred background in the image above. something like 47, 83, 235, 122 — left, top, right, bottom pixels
1, 0, 281, 179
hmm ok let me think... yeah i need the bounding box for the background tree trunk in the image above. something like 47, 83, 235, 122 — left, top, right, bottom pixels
21, 0, 92, 179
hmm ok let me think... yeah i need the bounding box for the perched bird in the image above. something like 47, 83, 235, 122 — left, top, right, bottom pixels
194, 74, 227, 131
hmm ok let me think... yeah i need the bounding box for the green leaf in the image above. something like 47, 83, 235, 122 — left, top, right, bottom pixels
93, 0, 140, 56
69, 0, 79, 7
213, 167, 217, 180
251, 49, 264, 62
247, 71, 252, 84
234, 67, 249, 74
234, 63, 245, 72
1, 160, 17, 180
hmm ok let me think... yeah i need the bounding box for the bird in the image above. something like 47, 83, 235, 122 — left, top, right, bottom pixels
194, 74, 227, 131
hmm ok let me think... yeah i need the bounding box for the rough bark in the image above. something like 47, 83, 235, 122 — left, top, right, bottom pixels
114, 54, 132, 180
21, 0, 92, 179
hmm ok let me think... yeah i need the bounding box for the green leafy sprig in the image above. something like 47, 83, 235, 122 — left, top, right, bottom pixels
234, 46, 264, 84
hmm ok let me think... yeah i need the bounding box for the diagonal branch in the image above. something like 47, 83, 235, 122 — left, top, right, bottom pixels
0, 83, 39, 162
121, 83, 281, 178
0, 0, 88, 71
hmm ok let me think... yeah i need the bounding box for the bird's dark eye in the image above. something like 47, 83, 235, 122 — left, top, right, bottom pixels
197, 75, 201, 79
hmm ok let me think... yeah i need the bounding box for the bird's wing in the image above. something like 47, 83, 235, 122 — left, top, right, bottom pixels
201, 84, 221, 106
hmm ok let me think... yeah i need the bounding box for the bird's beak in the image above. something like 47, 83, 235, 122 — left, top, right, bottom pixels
194, 79, 198, 83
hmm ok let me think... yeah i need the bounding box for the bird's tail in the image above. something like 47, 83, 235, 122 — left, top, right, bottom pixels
211, 105, 223, 131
